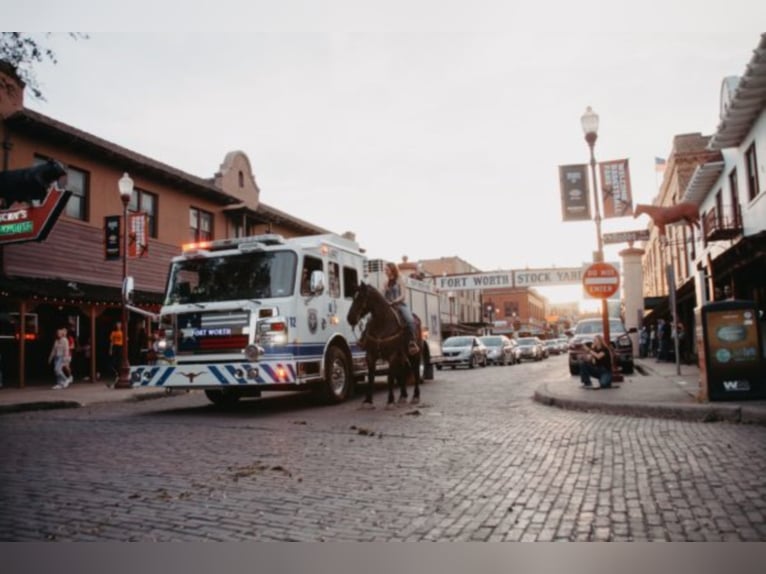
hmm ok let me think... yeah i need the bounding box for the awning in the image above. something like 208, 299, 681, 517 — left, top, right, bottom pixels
0, 275, 163, 306
682, 160, 725, 204
708, 34, 766, 150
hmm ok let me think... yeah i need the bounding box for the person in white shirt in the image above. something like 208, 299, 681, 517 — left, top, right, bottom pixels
48, 327, 72, 389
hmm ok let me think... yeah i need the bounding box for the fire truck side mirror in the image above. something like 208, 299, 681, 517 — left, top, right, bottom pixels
310, 270, 325, 295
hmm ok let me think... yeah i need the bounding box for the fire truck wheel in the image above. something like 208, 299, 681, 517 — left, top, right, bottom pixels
323, 346, 351, 403
205, 389, 241, 407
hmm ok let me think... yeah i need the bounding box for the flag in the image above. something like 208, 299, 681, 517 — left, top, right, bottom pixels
655, 157, 667, 172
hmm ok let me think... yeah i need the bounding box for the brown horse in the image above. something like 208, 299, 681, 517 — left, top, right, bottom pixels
634, 202, 700, 236
346, 282, 422, 408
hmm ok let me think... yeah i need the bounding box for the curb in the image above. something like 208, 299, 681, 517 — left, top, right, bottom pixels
0, 401, 82, 415
0, 389, 172, 416
533, 388, 765, 426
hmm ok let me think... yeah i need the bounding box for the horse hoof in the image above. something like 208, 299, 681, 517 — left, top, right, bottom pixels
398, 396, 408, 404
385, 403, 395, 410
410, 397, 420, 404
359, 402, 375, 410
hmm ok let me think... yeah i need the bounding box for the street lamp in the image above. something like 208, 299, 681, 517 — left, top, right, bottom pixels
485, 302, 495, 334
448, 291, 455, 337
581, 105, 611, 346
115, 172, 133, 389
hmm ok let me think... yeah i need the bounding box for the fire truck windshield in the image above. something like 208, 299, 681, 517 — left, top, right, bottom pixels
165, 250, 297, 305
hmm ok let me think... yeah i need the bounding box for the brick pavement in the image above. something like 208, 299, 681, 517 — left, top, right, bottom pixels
1, 357, 765, 541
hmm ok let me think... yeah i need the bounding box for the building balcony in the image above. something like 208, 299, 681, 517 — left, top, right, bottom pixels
703, 208, 743, 242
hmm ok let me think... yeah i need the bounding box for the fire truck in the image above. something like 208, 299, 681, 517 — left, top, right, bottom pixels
128, 233, 441, 405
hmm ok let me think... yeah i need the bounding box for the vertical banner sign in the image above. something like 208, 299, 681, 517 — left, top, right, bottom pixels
104, 215, 120, 260
129, 212, 148, 258
599, 158, 633, 218
558, 164, 591, 221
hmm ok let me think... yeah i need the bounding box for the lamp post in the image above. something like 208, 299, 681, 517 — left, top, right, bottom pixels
581, 105, 611, 346
115, 172, 133, 389
485, 302, 495, 334
448, 291, 455, 337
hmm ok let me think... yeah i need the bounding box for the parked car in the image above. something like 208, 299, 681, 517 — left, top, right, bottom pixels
567, 318, 635, 375
479, 335, 516, 366
438, 336, 488, 369
557, 337, 570, 353
516, 336, 544, 361
543, 339, 561, 355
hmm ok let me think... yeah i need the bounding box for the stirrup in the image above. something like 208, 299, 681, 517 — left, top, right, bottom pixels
408, 342, 419, 355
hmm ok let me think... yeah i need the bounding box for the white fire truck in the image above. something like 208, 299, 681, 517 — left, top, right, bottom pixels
128, 233, 440, 405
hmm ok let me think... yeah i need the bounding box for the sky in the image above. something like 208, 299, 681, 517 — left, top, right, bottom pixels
6, 2, 766, 303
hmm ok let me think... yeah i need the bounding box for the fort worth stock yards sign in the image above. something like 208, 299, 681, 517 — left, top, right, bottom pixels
434, 265, 619, 292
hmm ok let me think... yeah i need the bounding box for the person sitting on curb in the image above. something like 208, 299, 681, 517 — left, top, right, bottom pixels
579, 334, 613, 389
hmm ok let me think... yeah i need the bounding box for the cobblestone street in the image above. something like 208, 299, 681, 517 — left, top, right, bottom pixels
1, 356, 765, 541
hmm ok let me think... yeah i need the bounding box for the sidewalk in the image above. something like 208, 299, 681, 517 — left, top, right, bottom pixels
2, 360, 766, 425
534, 357, 766, 426
0, 379, 171, 415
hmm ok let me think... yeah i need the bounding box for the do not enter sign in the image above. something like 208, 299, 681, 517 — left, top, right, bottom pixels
583, 262, 620, 299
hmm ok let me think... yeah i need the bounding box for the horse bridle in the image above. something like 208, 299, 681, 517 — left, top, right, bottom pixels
351, 286, 406, 347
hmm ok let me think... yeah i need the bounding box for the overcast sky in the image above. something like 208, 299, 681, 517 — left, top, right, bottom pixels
7, 2, 766, 302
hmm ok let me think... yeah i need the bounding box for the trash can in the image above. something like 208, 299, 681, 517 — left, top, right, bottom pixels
700, 300, 765, 401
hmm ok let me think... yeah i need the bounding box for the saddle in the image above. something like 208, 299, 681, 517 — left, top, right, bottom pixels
392, 306, 420, 356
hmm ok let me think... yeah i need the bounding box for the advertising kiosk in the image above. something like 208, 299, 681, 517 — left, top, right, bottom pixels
700, 300, 764, 401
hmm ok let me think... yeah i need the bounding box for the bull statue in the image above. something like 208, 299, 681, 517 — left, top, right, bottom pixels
0, 159, 67, 206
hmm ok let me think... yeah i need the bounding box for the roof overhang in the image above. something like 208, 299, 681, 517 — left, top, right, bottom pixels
708, 34, 766, 150
682, 160, 725, 205
5, 109, 240, 206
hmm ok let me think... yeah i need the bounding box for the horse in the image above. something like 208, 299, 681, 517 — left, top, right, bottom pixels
346, 281, 422, 408
634, 202, 700, 237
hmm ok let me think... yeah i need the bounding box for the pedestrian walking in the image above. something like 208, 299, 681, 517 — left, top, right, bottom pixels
108, 321, 124, 381
61, 327, 76, 382
639, 325, 649, 358
649, 324, 657, 357
48, 327, 72, 389
657, 319, 670, 362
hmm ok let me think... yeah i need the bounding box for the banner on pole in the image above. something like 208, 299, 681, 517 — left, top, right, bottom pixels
599, 158, 633, 218
558, 164, 591, 222
129, 212, 148, 258
104, 215, 120, 260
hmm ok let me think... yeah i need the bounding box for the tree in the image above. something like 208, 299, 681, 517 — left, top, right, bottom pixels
0, 32, 87, 101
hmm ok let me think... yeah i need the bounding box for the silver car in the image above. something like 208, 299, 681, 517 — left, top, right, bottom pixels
516, 336, 544, 361
479, 335, 516, 366
437, 336, 488, 369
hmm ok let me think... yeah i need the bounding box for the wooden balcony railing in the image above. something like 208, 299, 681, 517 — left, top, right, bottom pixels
703, 205, 743, 242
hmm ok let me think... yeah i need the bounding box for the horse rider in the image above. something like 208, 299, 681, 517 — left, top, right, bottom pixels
383, 262, 420, 356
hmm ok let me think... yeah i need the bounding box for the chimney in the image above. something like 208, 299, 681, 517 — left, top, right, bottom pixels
0, 60, 25, 119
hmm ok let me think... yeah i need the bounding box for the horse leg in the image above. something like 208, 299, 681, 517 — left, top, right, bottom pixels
361, 353, 375, 408
387, 355, 400, 408
411, 354, 421, 404
398, 365, 409, 404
